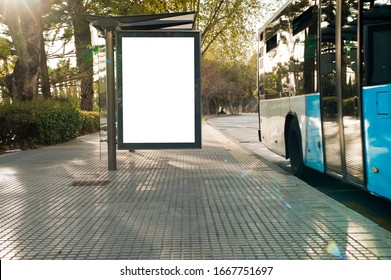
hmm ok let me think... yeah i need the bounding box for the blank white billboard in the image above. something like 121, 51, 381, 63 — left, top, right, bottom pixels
117, 31, 201, 149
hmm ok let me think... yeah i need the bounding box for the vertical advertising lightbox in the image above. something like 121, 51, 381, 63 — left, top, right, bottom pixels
117, 31, 201, 150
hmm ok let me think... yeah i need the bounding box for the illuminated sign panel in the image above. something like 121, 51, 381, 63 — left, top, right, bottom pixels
117, 31, 201, 149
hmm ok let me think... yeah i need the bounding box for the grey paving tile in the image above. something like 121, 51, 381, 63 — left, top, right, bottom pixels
0, 124, 391, 259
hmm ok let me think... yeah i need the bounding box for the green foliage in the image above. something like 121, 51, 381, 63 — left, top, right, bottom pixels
0, 37, 14, 100
79, 110, 100, 135
343, 97, 358, 116
0, 100, 82, 148
202, 51, 257, 114
49, 59, 78, 86
323, 96, 338, 116
323, 96, 358, 116
102, 0, 264, 60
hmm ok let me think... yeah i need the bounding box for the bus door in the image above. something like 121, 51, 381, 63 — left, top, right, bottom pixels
320, 0, 365, 186
361, 1, 391, 199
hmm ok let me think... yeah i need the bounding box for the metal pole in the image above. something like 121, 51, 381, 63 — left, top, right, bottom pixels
106, 29, 116, 170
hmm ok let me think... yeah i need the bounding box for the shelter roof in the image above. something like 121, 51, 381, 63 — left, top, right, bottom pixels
84, 11, 196, 32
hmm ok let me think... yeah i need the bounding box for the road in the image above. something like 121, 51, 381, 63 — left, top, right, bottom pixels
207, 113, 391, 232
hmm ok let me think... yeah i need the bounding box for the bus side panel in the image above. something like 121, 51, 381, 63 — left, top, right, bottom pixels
289, 95, 306, 157
362, 85, 391, 199
305, 94, 324, 173
289, 94, 324, 173
260, 99, 286, 157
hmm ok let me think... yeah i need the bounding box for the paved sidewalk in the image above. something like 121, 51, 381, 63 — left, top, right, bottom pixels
1, 123, 391, 260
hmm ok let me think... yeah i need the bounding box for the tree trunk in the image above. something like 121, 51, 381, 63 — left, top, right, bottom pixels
40, 31, 51, 99
12, 23, 41, 101
2, 1, 43, 101
72, 6, 94, 111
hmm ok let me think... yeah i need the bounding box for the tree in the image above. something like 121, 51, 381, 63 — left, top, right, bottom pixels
201, 57, 226, 114
0, 0, 50, 101
52, 0, 262, 110
40, 23, 51, 99
71, 1, 94, 111
0, 36, 13, 101
107, 0, 261, 59
49, 59, 78, 98
198, 0, 259, 58
48, 0, 96, 110
201, 50, 257, 115
48, 0, 152, 111
106, 0, 264, 115
0, 0, 278, 109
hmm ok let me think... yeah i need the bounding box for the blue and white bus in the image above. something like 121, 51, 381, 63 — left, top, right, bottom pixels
257, 0, 391, 200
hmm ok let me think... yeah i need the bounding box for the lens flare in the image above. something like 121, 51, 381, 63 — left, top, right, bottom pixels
273, 193, 292, 209
326, 241, 345, 259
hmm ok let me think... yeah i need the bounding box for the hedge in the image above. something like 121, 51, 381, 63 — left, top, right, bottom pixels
79, 110, 100, 135
322, 96, 358, 116
0, 100, 100, 149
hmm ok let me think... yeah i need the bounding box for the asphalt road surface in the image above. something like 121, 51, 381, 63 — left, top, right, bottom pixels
207, 113, 391, 232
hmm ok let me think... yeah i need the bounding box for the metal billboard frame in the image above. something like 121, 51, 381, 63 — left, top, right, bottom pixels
116, 31, 201, 150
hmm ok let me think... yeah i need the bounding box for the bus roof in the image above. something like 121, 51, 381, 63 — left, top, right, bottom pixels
258, 0, 291, 34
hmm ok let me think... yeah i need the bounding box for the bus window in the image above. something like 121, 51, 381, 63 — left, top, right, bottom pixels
364, 23, 391, 86
264, 9, 291, 100
266, 34, 277, 52
258, 33, 265, 98
363, 2, 391, 86
291, 5, 318, 96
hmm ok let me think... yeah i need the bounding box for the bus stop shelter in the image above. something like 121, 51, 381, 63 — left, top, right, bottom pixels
84, 12, 200, 170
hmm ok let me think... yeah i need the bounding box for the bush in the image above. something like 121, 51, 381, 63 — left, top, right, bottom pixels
0, 100, 82, 148
322, 96, 337, 116
79, 111, 100, 135
343, 97, 358, 116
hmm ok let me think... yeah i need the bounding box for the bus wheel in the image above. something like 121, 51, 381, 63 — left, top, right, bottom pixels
289, 119, 305, 178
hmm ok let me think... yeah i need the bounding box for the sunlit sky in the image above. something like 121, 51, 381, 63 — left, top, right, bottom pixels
257, 0, 288, 27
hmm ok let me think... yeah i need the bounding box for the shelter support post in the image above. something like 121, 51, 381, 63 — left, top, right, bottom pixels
106, 29, 116, 170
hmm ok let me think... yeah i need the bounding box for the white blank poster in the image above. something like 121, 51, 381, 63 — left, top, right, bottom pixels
121, 37, 195, 144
